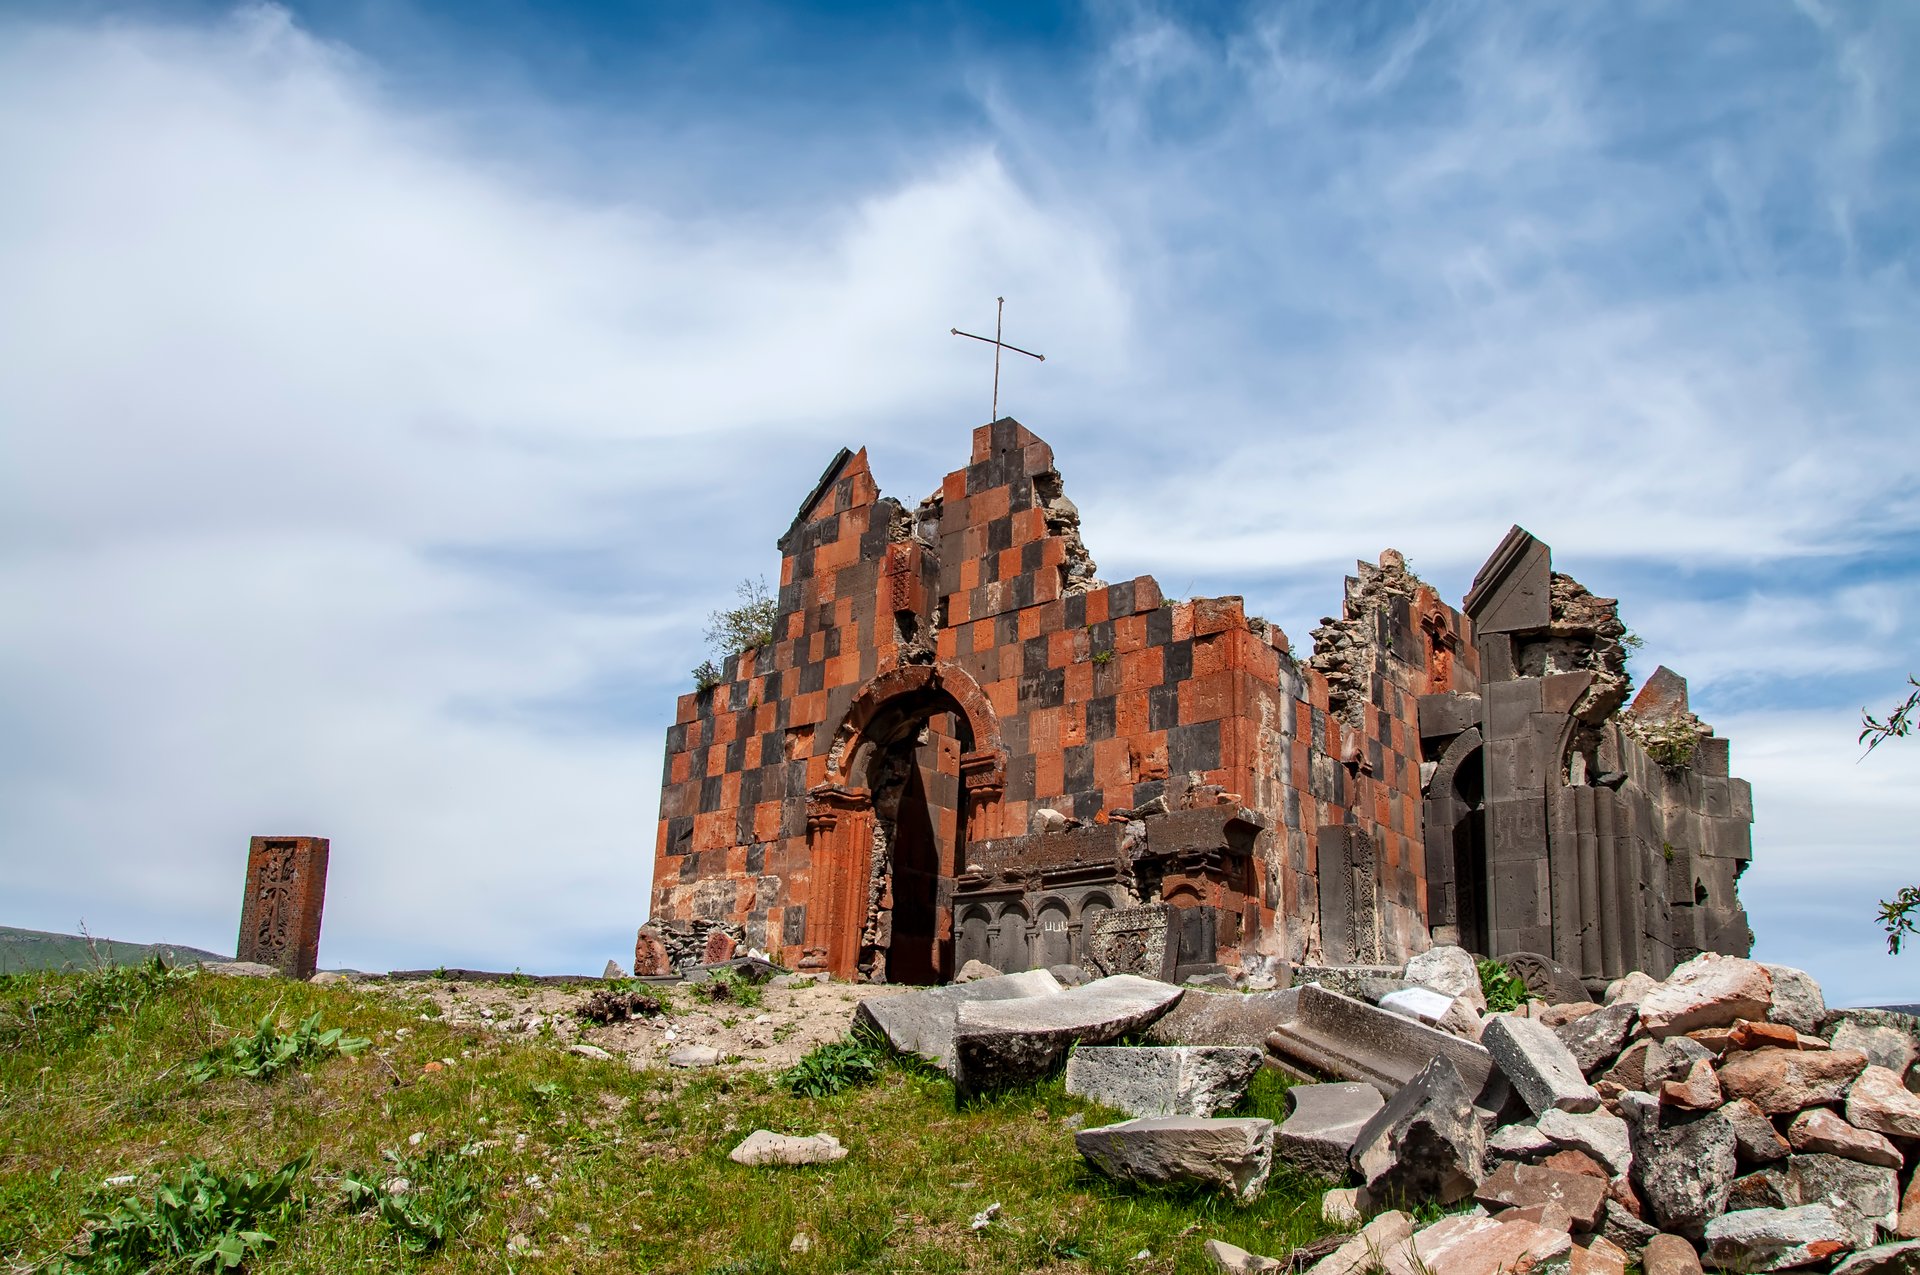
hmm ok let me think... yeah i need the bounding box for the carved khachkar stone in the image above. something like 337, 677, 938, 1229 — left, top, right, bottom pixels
1087, 905, 1174, 980
236, 836, 329, 979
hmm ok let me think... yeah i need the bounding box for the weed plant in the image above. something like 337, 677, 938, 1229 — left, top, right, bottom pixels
54, 1156, 306, 1273
1477, 959, 1528, 1013
186, 1012, 369, 1084
339, 1145, 481, 1256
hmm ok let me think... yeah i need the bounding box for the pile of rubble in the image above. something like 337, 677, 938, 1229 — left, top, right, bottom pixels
850, 952, 1920, 1275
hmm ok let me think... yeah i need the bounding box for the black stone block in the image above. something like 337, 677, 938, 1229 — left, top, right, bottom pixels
1064, 743, 1095, 792
1087, 696, 1117, 742
1063, 592, 1086, 629
1146, 605, 1174, 647
1164, 638, 1193, 683
699, 772, 723, 813
1169, 719, 1222, 776
1148, 683, 1180, 731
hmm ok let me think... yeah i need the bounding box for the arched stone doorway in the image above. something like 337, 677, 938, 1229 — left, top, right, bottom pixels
803, 663, 1004, 983
1423, 727, 1489, 954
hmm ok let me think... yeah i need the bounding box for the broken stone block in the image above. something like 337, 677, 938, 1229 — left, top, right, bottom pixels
1621, 1091, 1737, 1237
1204, 1237, 1284, 1274
1322, 1187, 1362, 1226
1489, 1122, 1557, 1162
1828, 1014, 1920, 1076
954, 974, 1183, 1093
1645, 1036, 1716, 1087
954, 959, 1001, 983
1570, 1238, 1627, 1275
728, 1130, 847, 1166
1719, 1047, 1869, 1114
665, 1044, 722, 1068
1483, 1015, 1601, 1115
1064, 1045, 1263, 1118
1539, 1003, 1603, 1029
1788, 1152, 1901, 1235
1600, 1039, 1652, 1091
1760, 966, 1827, 1035
1722, 1097, 1792, 1164
1303, 1209, 1416, 1275
1729, 1167, 1798, 1212
1788, 1108, 1904, 1169
1900, 1168, 1919, 1239
1543, 1148, 1606, 1180
632, 928, 671, 977
1385, 1213, 1572, 1275
1380, 986, 1459, 1026
1349, 1054, 1487, 1206
1276, 1081, 1385, 1179
1074, 1115, 1275, 1203
851, 967, 1061, 1073
1598, 1200, 1658, 1257
1474, 1161, 1608, 1229
1641, 1232, 1705, 1275
1406, 946, 1488, 1014
1268, 985, 1497, 1100
702, 931, 737, 965
1848, 1065, 1920, 1141
1637, 954, 1773, 1038
1704, 1205, 1858, 1271
1554, 1002, 1637, 1076
1831, 1239, 1920, 1275
1146, 987, 1300, 1048
1730, 1020, 1804, 1052
1660, 1059, 1724, 1111
1536, 1108, 1633, 1177
1605, 972, 1659, 1009
1503, 1202, 1575, 1234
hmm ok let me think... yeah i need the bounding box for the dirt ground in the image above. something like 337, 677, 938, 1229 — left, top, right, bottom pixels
360, 975, 917, 1072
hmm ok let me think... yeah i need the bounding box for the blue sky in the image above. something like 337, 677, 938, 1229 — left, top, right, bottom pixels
1, 1, 1916, 1004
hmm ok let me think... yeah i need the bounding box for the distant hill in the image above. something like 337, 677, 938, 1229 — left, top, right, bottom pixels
0, 925, 228, 974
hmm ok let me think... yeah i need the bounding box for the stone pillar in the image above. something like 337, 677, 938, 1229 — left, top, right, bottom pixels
236, 836, 329, 979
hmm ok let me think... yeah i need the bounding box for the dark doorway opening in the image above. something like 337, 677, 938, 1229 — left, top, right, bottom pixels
1452, 747, 1489, 955
856, 702, 971, 984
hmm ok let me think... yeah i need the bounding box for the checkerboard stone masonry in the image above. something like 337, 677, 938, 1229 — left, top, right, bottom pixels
646, 420, 1754, 985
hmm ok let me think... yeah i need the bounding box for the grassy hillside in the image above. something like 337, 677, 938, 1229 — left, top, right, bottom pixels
0, 966, 1339, 1274
0, 926, 227, 974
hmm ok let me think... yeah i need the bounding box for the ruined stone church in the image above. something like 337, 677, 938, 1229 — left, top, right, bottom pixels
645, 419, 1753, 991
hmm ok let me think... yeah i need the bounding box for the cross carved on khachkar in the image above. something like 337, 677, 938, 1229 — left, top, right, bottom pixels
951, 296, 1044, 423
236, 836, 330, 979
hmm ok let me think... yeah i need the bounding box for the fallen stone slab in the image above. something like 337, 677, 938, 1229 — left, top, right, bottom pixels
1065, 1045, 1263, 1118
1075, 1115, 1274, 1203
1554, 1002, 1637, 1076
1638, 954, 1774, 1038
682, 955, 786, 984
1380, 986, 1459, 1026
1730, 1021, 1805, 1052
1474, 1161, 1608, 1229
1276, 1081, 1385, 1178
1406, 945, 1488, 1013
1788, 1152, 1900, 1235
1543, 1148, 1607, 1180
1322, 1186, 1362, 1226
1483, 1014, 1601, 1115
728, 1130, 847, 1166
1350, 1054, 1486, 1206
1205, 1237, 1284, 1274
1605, 971, 1659, 1009
1729, 1168, 1797, 1212
1146, 987, 1301, 1048
1642, 1232, 1705, 1275
1536, 1108, 1632, 1177
1646, 1036, 1716, 1087
1621, 1091, 1737, 1237
1599, 1039, 1652, 1091
1294, 964, 1409, 1002
1831, 1240, 1920, 1275
1380, 1212, 1572, 1275
1722, 1097, 1792, 1163
1704, 1204, 1857, 1271
567, 1043, 613, 1061
1268, 984, 1497, 1101
1719, 1047, 1869, 1113
1304, 1209, 1416, 1275
851, 968, 1062, 1072
1761, 966, 1827, 1035
954, 974, 1182, 1092
1847, 1064, 1920, 1140
1788, 1107, 1903, 1168
953, 959, 1001, 983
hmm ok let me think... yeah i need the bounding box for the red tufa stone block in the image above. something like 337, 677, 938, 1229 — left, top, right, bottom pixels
703, 930, 737, 964
1191, 595, 1245, 636
1121, 647, 1164, 693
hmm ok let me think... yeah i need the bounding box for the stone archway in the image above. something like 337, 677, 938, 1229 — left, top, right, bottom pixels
804, 662, 1004, 983
1423, 727, 1488, 953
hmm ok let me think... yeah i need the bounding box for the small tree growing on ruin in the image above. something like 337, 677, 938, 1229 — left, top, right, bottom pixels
692, 577, 779, 690
1862, 675, 1919, 953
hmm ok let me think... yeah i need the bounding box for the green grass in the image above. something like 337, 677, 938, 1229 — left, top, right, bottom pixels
0, 969, 1341, 1273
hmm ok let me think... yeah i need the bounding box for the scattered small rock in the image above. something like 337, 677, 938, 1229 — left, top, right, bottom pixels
727, 1130, 847, 1166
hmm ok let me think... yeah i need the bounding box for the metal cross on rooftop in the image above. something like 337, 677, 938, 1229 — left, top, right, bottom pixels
951, 297, 1044, 423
